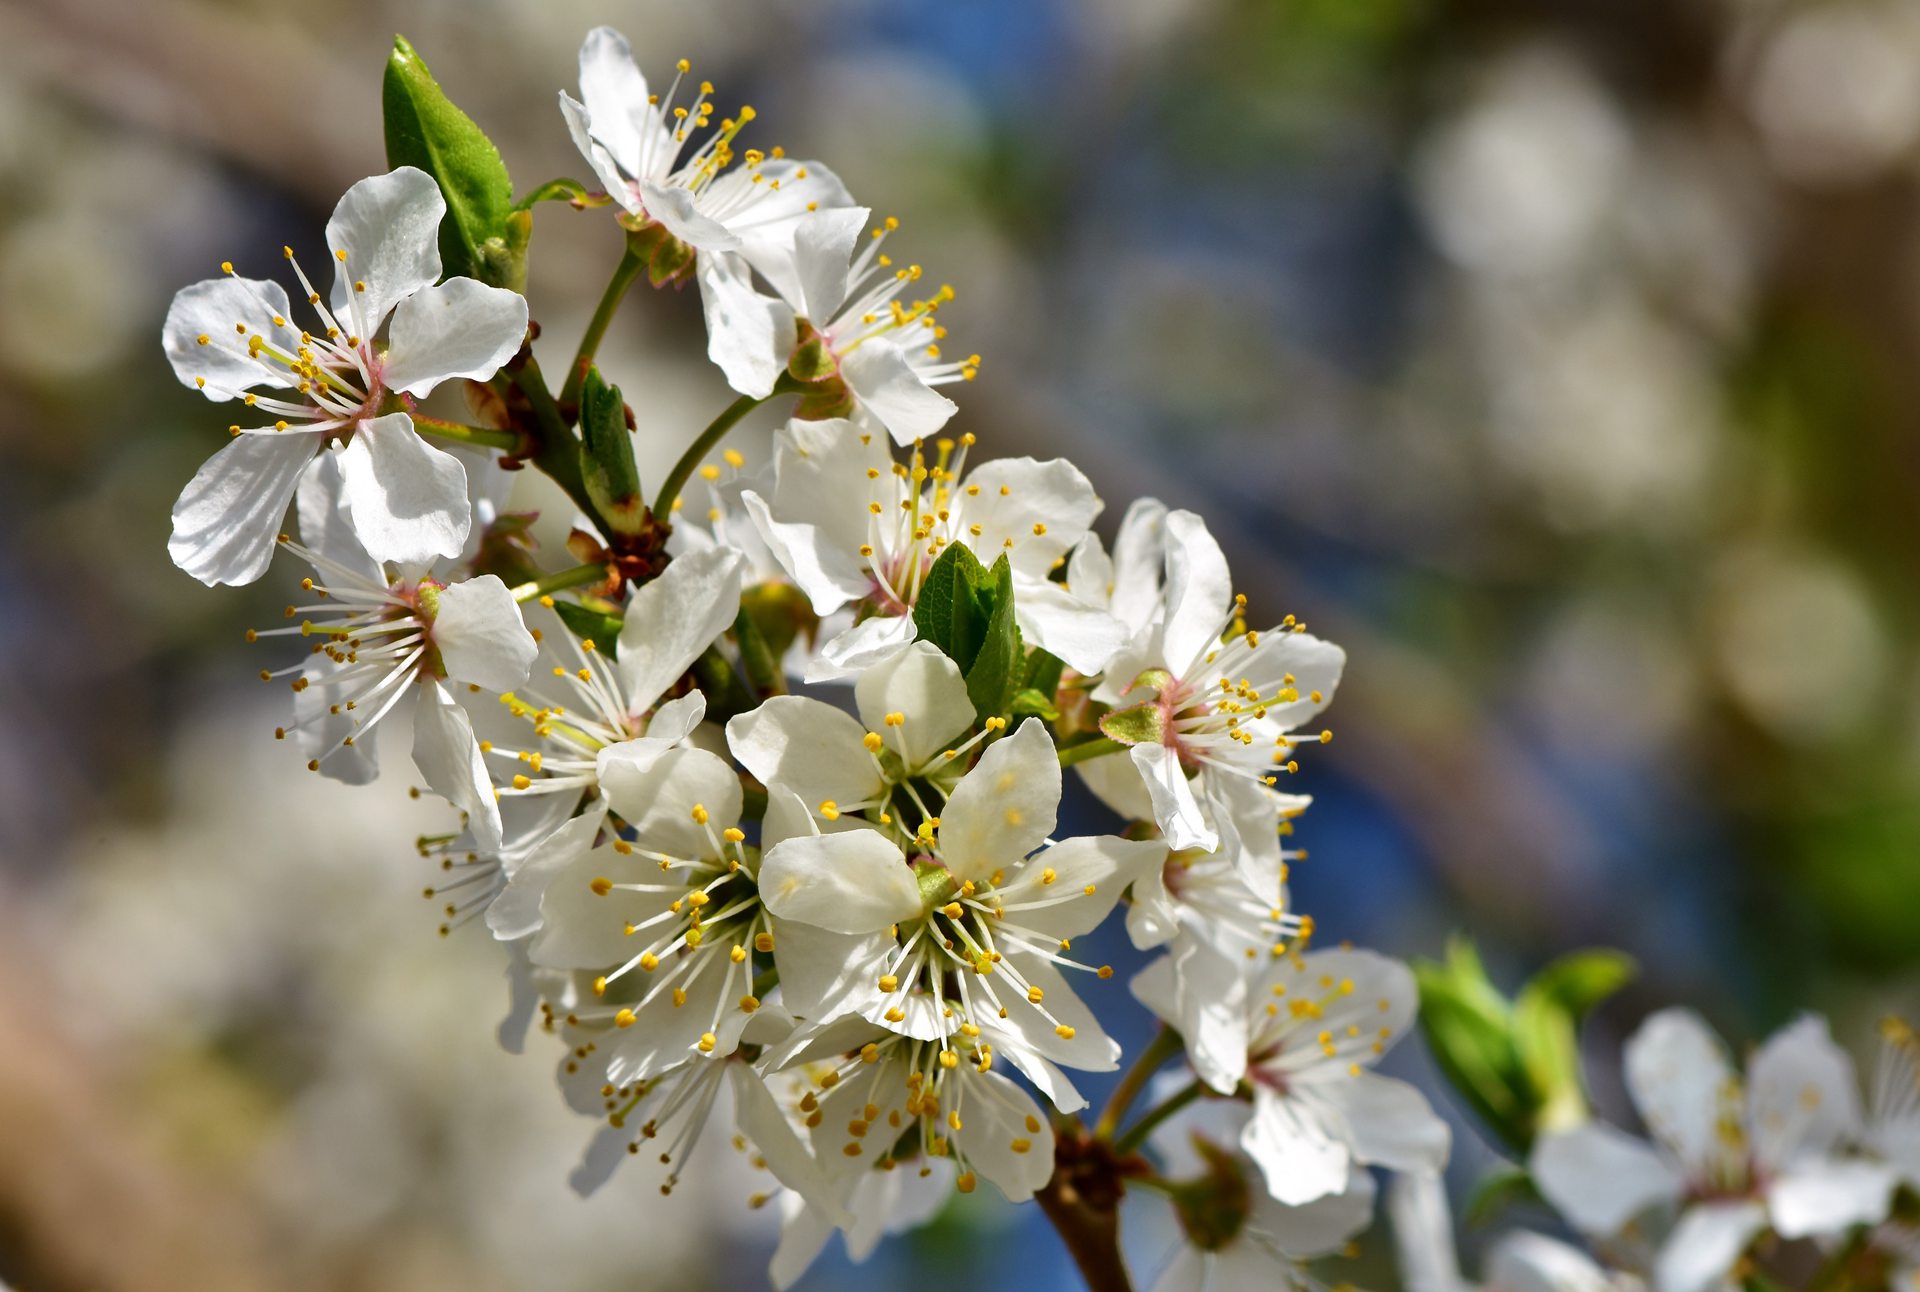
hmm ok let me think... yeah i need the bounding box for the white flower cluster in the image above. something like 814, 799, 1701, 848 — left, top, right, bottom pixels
159, 25, 1457, 1290
1523, 1009, 1920, 1292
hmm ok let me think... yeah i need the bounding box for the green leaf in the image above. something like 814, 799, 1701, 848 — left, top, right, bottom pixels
1009, 688, 1060, 722
913, 543, 990, 667
1513, 949, 1635, 1138
1022, 647, 1065, 702
1414, 939, 1532, 1154
577, 367, 645, 535
964, 555, 1022, 723
552, 600, 624, 655
1462, 1166, 1540, 1226
733, 606, 786, 698
383, 35, 515, 286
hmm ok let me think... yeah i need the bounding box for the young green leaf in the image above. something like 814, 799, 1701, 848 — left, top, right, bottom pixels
964, 555, 1022, 722
577, 367, 645, 535
384, 35, 515, 286
913, 542, 989, 666
552, 600, 625, 654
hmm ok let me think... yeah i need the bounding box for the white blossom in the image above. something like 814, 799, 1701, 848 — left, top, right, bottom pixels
1530, 1009, 1898, 1292
742, 418, 1125, 677
561, 28, 853, 275
1389, 1170, 1640, 1292
1135, 945, 1449, 1205
165, 167, 527, 584
256, 455, 536, 852
756, 717, 1165, 1109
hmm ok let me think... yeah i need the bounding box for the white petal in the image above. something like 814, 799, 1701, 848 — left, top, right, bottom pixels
1530, 1123, 1683, 1236
1132, 944, 1250, 1094
644, 691, 708, 744
1746, 1013, 1862, 1170
169, 430, 318, 586
1013, 576, 1129, 675
950, 1066, 1056, 1202
766, 916, 893, 1021
1077, 748, 1156, 824
1767, 1158, 1896, 1239
729, 1064, 848, 1224
790, 205, 868, 321
333, 413, 471, 566
995, 834, 1165, 941
937, 718, 1060, 885
290, 660, 381, 784
1386, 1171, 1467, 1292
1654, 1202, 1767, 1292
758, 831, 921, 933
431, 575, 537, 692
295, 451, 383, 588
411, 682, 503, 852
1484, 1232, 1617, 1292
1251, 1166, 1378, 1259
600, 745, 741, 856
1321, 1071, 1451, 1174
163, 276, 298, 397
1108, 497, 1170, 634
568, 1122, 630, 1197
1161, 509, 1235, 678
696, 252, 793, 399
958, 457, 1102, 581
486, 806, 606, 941
1236, 630, 1345, 731
839, 338, 956, 445
1241, 1086, 1352, 1206
381, 278, 528, 396
740, 489, 871, 617
528, 848, 664, 970
1624, 1007, 1737, 1180
1132, 742, 1216, 853
641, 179, 740, 252
726, 696, 884, 810
765, 416, 893, 554
853, 640, 975, 768
575, 26, 659, 179
807, 614, 917, 682
769, 1193, 835, 1292
325, 167, 444, 330
559, 90, 639, 210
616, 545, 745, 711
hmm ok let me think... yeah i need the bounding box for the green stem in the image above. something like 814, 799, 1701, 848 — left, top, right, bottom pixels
1057, 736, 1126, 769
1093, 1026, 1181, 1141
407, 414, 521, 453
1112, 1080, 1203, 1158
507, 359, 601, 524
651, 394, 765, 519
559, 240, 647, 409
511, 562, 608, 603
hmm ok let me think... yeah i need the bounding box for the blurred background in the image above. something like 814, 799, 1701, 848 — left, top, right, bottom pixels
2, 0, 1919, 1287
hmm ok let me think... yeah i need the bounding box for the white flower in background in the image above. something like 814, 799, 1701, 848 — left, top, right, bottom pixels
165, 166, 528, 585
561, 27, 852, 275
1089, 507, 1339, 892
1135, 945, 1448, 1205
742, 417, 1125, 677
698, 206, 977, 448
1867, 1015, 1920, 1186
756, 717, 1165, 1109
254, 455, 536, 851
1531, 1009, 1898, 1292
727, 640, 998, 840
526, 744, 769, 1084
1143, 1090, 1378, 1292
1389, 1170, 1640, 1292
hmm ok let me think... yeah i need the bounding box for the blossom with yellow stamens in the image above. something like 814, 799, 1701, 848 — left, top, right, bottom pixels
165, 166, 527, 585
